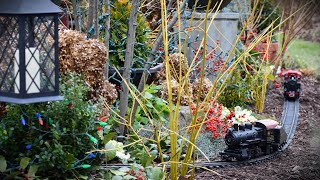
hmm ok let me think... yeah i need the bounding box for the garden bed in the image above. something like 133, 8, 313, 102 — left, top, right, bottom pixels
195, 77, 320, 179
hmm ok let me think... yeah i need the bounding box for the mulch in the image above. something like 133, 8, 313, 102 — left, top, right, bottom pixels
195, 77, 320, 180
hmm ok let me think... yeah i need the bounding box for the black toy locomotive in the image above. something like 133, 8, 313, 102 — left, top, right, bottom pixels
220, 119, 287, 161
282, 70, 301, 100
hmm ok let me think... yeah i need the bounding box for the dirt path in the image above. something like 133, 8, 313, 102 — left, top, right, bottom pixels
195, 77, 320, 180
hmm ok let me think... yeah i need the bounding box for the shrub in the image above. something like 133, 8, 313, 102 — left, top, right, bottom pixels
132, 84, 170, 129
59, 29, 118, 105
0, 73, 106, 179
101, 0, 151, 68
218, 69, 253, 108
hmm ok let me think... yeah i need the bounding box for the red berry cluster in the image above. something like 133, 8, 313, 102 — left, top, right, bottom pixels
189, 101, 235, 139
193, 43, 227, 76
126, 168, 145, 180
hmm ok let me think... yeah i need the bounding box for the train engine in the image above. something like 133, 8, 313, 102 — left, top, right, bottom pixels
282, 70, 301, 100
220, 119, 287, 161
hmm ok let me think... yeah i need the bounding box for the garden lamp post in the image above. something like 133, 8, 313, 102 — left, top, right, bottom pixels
0, 0, 63, 104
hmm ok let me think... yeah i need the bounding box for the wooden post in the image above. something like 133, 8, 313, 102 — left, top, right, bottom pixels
87, 0, 94, 31
118, 0, 140, 136
104, 0, 110, 79
94, 0, 99, 38
72, 0, 80, 31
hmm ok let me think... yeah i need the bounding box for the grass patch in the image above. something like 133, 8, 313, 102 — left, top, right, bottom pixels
284, 38, 320, 70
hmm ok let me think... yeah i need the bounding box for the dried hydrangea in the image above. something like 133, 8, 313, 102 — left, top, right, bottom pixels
159, 79, 191, 106
191, 77, 213, 101
59, 30, 117, 105
156, 53, 189, 83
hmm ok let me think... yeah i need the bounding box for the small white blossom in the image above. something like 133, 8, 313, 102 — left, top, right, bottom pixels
232, 106, 257, 124
116, 150, 130, 163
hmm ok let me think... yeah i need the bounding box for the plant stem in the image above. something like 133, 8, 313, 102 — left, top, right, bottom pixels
154, 127, 164, 164
130, 0, 188, 128
181, 0, 214, 176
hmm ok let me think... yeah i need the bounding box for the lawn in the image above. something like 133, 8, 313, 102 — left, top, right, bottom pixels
284, 38, 320, 70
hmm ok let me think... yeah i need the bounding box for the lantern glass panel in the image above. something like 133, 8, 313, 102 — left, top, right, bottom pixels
24, 15, 56, 93
0, 15, 59, 98
0, 16, 19, 93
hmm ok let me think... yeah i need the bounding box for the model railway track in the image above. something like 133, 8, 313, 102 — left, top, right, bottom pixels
103, 100, 300, 169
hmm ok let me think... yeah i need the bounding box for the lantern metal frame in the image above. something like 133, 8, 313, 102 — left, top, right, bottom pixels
0, 0, 63, 104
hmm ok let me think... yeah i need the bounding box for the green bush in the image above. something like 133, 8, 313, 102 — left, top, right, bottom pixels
254, 0, 280, 33
100, 0, 151, 68
218, 69, 253, 108
0, 73, 106, 179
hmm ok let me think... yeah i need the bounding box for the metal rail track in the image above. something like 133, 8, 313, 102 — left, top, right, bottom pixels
104, 100, 300, 169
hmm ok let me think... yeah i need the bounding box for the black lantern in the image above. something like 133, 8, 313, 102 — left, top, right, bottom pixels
0, 0, 63, 104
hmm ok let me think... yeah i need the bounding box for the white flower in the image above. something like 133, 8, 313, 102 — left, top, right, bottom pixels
116, 150, 130, 164
232, 106, 257, 124
220, 106, 231, 120
116, 150, 130, 160
105, 140, 124, 161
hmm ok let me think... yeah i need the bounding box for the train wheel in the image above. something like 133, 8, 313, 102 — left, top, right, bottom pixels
221, 155, 233, 162
255, 147, 262, 157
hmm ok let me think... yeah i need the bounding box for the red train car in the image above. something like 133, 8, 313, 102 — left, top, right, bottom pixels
282, 70, 301, 100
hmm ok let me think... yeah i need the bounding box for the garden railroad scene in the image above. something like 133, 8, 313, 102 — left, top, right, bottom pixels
0, 0, 319, 179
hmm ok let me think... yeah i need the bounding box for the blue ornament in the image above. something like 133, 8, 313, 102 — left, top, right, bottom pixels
26, 144, 32, 150
88, 153, 95, 158
35, 113, 41, 119
21, 117, 26, 126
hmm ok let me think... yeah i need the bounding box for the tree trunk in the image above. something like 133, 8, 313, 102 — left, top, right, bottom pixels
118, 0, 140, 136
87, 0, 94, 31
72, 0, 80, 31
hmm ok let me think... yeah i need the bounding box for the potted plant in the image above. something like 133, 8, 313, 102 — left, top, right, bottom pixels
240, 0, 280, 63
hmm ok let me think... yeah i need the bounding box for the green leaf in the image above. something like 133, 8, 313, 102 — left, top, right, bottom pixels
27, 165, 39, 177
79, 175, 89, 180
66, 153, 75, 164
160, 116, 167, 123
20, 157, 31, 169
144, 92, 154, 99
0, 156, 7, 172
155, 98, 166, 107
112, 176, 123, 180
146, 103, 153, 108
123, 175, 136, 179
103, 132, 117, 144
267, 73, 275, 81
150, 149, 158, 157
110, 169, 126, 176
148, 167, 165, 180
139, 152, 155, 168
140, 117, 149, 124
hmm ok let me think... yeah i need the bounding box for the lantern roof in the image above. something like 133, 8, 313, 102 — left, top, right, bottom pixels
0, 0, 62, 15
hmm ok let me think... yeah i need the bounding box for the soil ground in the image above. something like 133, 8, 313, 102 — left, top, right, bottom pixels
195, 77, 320, 180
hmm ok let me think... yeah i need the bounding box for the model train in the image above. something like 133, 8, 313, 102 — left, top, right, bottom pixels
220, 119, 287, 161
282, 70, 301, 100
